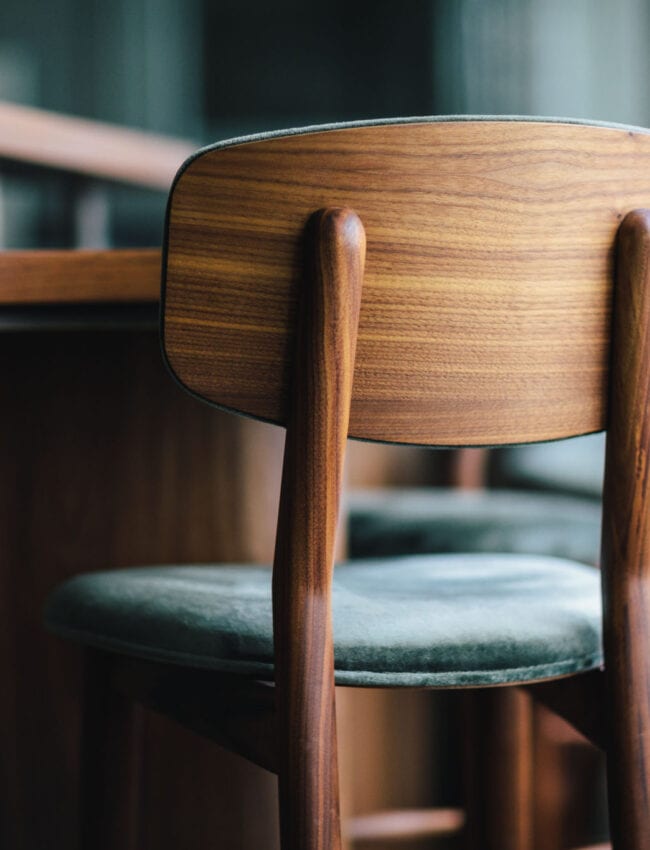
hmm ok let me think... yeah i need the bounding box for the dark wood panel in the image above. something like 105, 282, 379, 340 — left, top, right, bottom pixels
273, 209, 364, 850
0, 330, 284, 850
601, 210, 650, 848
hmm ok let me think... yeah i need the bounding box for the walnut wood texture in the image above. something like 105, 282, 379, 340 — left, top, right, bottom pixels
0, 249, 160, 304
272, 208, 365, 850
163, 119, 650, 446
0, 101, 194, 188
600, 209, 650, 850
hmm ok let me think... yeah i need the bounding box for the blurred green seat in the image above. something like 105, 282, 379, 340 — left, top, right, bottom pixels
46, 553, 601, 688
499, 433, 605, 499
348, 488, 602, 565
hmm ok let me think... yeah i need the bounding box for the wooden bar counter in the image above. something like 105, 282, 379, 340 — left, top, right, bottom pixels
0, 255, 287, 849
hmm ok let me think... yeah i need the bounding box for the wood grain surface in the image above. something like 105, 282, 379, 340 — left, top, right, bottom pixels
0, 249, 160, 304
600, 209, 650, 850
0, 100, 194, 189
163, 119, 650, 446
272, 208, 365, 850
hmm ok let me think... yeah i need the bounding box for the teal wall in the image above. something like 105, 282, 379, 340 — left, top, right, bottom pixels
0, 0, 648, 247
431, 0, 650, 125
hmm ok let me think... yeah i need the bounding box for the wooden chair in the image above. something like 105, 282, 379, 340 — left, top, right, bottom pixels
46, 117, 650, 850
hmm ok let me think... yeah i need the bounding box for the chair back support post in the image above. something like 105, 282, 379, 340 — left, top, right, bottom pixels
601, 209, 650, 850
271, 207, 365, 850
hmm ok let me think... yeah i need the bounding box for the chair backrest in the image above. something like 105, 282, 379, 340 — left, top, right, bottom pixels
161, 117, 650, 447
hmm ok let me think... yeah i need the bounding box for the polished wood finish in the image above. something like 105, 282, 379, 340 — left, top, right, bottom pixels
0, 249, 160, 304
272, 208, 365, 850
0, 101, 194, 188
111, 657, 278, 774
600, 209, 650, 850
164, 120, 650, 446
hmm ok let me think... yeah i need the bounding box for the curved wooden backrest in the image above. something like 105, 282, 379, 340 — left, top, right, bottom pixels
162, 118, 650, 446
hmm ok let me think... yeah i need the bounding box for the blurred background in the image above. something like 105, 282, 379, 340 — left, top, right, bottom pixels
2, 0, 650, 249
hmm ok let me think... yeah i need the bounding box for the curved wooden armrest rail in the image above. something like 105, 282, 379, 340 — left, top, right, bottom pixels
0, 101, 195, 189
0, 249, 161, 304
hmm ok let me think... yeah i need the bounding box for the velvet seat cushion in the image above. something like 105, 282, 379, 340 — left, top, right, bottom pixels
46, 553, 602, 688
348, 489, 602, 565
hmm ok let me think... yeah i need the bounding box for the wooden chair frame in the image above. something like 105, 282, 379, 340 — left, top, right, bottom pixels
78, 120, 650, 850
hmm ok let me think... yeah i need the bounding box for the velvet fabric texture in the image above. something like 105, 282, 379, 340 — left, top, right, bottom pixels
348, 489, 602, 566
46, 553, 602, 687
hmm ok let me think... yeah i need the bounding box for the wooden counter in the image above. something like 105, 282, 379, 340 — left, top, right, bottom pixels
0, 250, 288, 849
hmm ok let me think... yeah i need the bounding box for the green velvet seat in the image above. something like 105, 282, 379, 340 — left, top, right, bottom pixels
348, 489, 602, 566
46, 553, 602, 688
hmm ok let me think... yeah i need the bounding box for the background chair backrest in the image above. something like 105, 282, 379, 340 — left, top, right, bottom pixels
162, 117, 650, 447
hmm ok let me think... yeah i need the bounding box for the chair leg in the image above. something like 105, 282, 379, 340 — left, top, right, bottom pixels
80, 648, 143, 850
276, 656, 341, 850
272, 207, 364, 850
463, 687, 534, 850
605, 678, 650, 850
600, 210, 650, 850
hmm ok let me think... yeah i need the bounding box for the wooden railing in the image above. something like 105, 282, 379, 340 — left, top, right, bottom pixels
0, 101, 196, 302
0, 100, 194, 189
